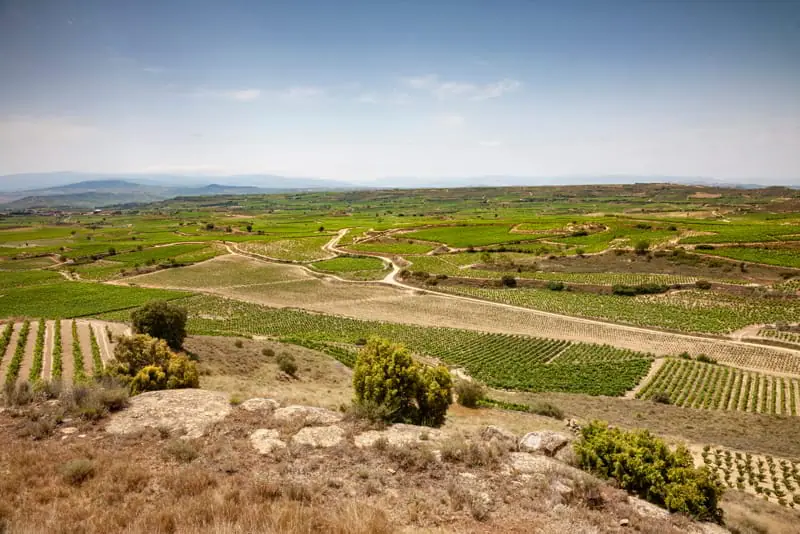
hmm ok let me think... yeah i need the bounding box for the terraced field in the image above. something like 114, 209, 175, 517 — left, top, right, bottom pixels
0, 319, 127, 385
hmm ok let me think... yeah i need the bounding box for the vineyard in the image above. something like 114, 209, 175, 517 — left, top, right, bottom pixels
439, 285, 800, 336
98, 294, 656, 396
309, 256, 387, 280
701, 447, 800, 509
238, 235, 333, 262
636, 359, 800, 416
0, 320, 125, 385
758, 328, 800, 348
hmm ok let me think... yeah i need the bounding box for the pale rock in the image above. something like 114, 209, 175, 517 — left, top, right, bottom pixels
354, 423, 444, 448
60, 427, 78, 435
241, 398, 280, 412
249, 428, 287, 455
519, 431, 572, 457
480, 425, 517, 451
106, 389, 231, 439
292, 425, 345, 448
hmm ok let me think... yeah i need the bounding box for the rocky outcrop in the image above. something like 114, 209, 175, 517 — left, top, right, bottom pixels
241, 398, 280, 412
292, 425, 346, 448
518, 431, 572, 457
106, 389, 230, 439
354, 423, 444, 448
249, 428, 287, 454
480, 425, 518, 451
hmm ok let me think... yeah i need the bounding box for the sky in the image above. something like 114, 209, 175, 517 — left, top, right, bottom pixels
0, 0, 799, 185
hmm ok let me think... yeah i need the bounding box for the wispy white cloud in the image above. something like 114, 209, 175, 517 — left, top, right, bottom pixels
434, 114, 466, 127
191, 88, 262, 102
277, 86, 325, 99
355, 91, 410, 105
404, 75, 521, 100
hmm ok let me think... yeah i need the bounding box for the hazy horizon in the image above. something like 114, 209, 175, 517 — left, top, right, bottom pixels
1, 0, 799, 184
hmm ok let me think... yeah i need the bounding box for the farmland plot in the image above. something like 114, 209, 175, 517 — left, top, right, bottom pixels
0, 320, 125, 385
238, 235, 332, 262
701, 447, 800, 508
637, 359, 800, 416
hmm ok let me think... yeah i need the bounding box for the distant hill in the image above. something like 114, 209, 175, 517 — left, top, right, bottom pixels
0, 175, 361, 209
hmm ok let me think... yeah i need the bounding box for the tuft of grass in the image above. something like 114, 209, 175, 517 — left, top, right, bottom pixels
62, 459, 95, 486
163, 439, 199, 463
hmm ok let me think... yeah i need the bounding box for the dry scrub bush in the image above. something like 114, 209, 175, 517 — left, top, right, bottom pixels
440, 437, 507, 468
61, 459, 95, 486
454, 380, 485, 408
163, 439, 199, 463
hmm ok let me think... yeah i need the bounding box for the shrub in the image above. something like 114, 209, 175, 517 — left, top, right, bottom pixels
352, 337, 453, 427
575, 421, 723, 522
528, 401, 564, 420
695, 244, 715, 250
695, 280, 712, 290
500, 275, 517, 288
131, 300, 188, 349
546, 281, 565, 291
612, 283, 669, 296
634, 240, 650, 255
108, 334, 199, 394
277, 353, 298, 377
651, 391, 672, 404
163, 439, 199, 463
62, 459, 95, 486
695, 354, 717, 364
455, 380, 485, 408
234, 339, 244, 349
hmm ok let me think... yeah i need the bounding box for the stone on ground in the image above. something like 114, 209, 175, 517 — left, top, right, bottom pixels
292, 425, 345, 448
480, 425, 517, 451
106, 389, 230, 439
240, 398, 281, 412
249, 428, 287, 454
354, 423, 444, 448
519, 431, 572, 457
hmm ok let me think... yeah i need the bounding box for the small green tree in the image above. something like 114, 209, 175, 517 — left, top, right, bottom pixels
634, 240, 650, 255
352, 337, 453, 427
353, 338, 419, 422
131, 300, 188, 349
108, 334, 199, 394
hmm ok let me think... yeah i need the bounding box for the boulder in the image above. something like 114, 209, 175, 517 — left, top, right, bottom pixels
273, 405, 342, 425
354, 423, 444, 449
249, 428, 287, 455
241, 398, 280, 413
292, 425, 345, 448
519, 431, 572, 457
106, 389, 231, 439
480, 425, 517, 451
508, 452, 557, 474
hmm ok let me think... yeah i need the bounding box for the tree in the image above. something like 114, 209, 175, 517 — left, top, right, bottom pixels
245, 224, 253, 233
352, 337, 453, 427
131, 300, 187, 349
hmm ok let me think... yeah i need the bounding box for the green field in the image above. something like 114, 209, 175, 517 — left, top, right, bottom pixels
698, 247, 800, 269
310, 256, 387, 280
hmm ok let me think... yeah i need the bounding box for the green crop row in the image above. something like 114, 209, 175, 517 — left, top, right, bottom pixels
29, 319, 46, 382
52, 320, 62, 379
0, 322, 14, 366
72, 320, 86, 382
5, 320, 30, 385
89, 324, 104, 374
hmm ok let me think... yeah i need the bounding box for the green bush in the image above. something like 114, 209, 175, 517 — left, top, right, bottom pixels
575, 421, 723, 522
108, 334, 199, 395
634, 240, 650, 255
131, 300, 188, 349
352, 337, 453, 427
455, 380, 485, 408
62, 459, 95, 486
546, 281, 565, 291
695, 280, 712, 290
651, 391, 672, 404
528, 401, 564, 420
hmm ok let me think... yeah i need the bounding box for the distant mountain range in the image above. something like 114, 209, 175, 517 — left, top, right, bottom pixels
0, 172, 796, 209
0, 173, 360, 209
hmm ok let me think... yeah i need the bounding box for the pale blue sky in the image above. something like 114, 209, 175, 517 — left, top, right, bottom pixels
1, 0, 798, 183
